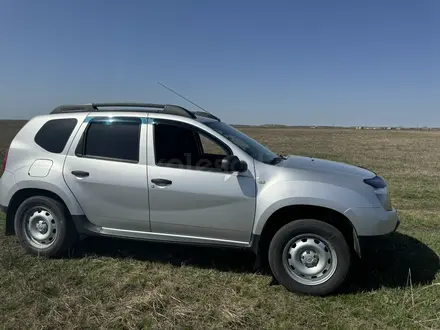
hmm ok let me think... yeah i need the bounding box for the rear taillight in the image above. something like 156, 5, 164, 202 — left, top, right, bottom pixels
2, 148, 9, 173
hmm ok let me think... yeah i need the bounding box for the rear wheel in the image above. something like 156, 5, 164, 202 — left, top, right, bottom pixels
268, 219, 351, 296
14, 196, 77, 257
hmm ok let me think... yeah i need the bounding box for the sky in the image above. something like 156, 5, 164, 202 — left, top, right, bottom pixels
0, 0, 438, 127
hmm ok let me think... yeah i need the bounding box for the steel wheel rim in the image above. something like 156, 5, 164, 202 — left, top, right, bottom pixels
282, 234, 337, 286
22, 207, 58, 248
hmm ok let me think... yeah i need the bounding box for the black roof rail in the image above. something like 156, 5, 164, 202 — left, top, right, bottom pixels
193, 111, 221, 121
51, 104, 97, 114
163, 105, 197, 119
50, 103, 197, 119
92, 103, 165, 109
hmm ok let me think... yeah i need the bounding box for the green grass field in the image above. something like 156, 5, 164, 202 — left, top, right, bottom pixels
0, 123, 439, 329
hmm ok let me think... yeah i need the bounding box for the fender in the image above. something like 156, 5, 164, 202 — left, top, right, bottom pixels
13, 166, 84, 215
253, 180, 377, 235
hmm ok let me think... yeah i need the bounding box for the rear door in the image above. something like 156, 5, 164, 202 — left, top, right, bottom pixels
63, 115, 150, 231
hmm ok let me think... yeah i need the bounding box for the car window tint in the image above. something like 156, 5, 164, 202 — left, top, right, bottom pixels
153, 120, 230, 170
199, 134, 227, 155
154, 122, 198, 166
34, 118, 78, 153
83, 117, 141, 162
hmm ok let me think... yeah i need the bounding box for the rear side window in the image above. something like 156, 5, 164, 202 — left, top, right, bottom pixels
76, 117, 141, 163
35, 118, 78, 153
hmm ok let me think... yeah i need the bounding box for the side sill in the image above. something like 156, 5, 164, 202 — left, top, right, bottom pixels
100, 227, 250, 249
71, 215, 253, 250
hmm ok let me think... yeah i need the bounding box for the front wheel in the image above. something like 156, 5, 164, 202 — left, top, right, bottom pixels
268, 219, 351, 296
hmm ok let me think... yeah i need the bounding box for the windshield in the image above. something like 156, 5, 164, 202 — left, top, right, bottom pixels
205, 121, 279, 163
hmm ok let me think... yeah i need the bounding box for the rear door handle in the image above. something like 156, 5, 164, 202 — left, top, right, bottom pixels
151, 178, 172, 186
71, 170, 90, 178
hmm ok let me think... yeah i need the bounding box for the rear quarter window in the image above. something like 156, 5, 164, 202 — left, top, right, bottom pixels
34, 118, 78, 153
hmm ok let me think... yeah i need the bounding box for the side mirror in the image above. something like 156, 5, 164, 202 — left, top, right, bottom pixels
221, 155, 248, 172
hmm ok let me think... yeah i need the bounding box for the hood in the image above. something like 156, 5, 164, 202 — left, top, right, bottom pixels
277, 155, 375, 178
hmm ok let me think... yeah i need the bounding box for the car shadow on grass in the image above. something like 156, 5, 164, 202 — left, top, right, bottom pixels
341, 232, 439, 294
70, 232, 439, 294
71, 236, 258, 273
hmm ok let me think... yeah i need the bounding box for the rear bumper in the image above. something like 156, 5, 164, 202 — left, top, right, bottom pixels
0, 204, 13, 236
0, 170, 15, 209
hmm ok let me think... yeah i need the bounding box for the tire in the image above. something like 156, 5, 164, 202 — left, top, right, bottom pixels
268, 219, 351, 296
14, 196, 77, 257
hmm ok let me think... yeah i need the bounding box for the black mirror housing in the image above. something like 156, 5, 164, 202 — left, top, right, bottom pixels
221, 155, 247, 172
238, 160, 248, 172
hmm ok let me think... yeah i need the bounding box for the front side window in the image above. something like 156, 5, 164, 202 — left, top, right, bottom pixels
153, 120, 230, 171
205, 121, 279, 164
199, 134, 228, 156
76, 117, 141, 162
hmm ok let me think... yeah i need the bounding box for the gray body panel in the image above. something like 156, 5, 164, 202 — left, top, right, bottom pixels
145, 114, 257, 243
0, 108, 400, 252
63, 115, 151, 231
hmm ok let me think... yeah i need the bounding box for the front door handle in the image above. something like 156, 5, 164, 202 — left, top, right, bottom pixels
71, 170, 90, 178
151, 178, 172, 186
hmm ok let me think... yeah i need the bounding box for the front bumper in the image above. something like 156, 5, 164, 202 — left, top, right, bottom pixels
358, 219, 400, 252
344, 207, 400, 237
345, 207, 400, 256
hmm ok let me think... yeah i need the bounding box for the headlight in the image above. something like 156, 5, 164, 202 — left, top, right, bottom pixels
364, 176, 392, 210
375, 188, 392, 211
363, 175, 387, 189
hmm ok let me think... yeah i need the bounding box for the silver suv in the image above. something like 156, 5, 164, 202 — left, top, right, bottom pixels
0, 103, 399, 296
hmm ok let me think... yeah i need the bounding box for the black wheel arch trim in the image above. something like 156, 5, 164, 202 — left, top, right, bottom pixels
254, 205, 363, 260
71, 215, 102, 236
3, 188, 88, 237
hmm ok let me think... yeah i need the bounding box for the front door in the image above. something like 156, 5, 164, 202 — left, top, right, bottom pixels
63, 116, 150, 231
147, 118, 257, 243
